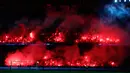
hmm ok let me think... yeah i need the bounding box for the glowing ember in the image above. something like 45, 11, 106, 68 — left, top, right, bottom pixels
0, 33, 35, 44
76, 34, 120, 44
54, 36, 63, 42
5, 52, 119, 67
48, 31, 65, 42
4, 42, 121, 67
3, 31, 122, 67
0, 31, 120, 44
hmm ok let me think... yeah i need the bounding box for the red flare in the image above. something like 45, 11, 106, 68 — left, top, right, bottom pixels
109, 61, 117, 67
77, 34, 120, 44
48, 31, 65, 42
29, 32, 35, 39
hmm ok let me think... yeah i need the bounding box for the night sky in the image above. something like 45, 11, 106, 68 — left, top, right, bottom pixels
0, 0, 105, 21
0, 0, 111, 33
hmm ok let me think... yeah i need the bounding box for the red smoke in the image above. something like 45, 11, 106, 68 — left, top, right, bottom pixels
5, 43, 124, 67
58, 14, 85, 32
0, 23, 36, 43
5, 41, 46, 66
5, 50, 35, 66
4, 9, 130, 67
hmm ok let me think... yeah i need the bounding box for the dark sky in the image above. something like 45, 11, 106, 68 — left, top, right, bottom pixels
0, 0, 103, 17
0, 0, 110, 26
0, 0, 112, 33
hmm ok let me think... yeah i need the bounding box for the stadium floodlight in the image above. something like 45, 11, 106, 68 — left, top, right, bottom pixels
119, 0, 121, 2
124, 0, 127, 2
115, 0, 118, 3
114, 0, 130, 3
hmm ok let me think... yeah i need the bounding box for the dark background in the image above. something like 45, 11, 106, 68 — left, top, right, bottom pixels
0, 0, 107, 25
0, 0, 111, 34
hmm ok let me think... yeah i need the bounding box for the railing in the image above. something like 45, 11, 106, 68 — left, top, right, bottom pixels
0, 66, 125, 71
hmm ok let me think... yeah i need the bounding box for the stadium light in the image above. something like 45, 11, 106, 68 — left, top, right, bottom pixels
115, 0, 130, 2
115, 0, 118, 3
